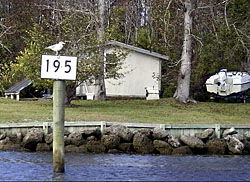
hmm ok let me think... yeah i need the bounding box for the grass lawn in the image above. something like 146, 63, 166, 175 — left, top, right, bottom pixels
0, 97, 249, 124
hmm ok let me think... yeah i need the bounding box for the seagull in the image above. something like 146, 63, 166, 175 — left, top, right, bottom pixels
45, 41, 65, 55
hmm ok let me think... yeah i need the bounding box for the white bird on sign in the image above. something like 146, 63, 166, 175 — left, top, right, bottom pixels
45, 41, 65, 55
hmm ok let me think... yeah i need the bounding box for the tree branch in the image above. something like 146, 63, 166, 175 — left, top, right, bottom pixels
197, 0, 232, 9
190, 34, 203, 46
0, 41, 12, 53
224, 1, 230, 30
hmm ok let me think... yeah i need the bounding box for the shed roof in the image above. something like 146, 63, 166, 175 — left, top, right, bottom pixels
107, 40, 169, 60
5, 79, 32, 94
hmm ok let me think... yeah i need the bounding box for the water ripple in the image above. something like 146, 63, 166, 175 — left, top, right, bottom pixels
0, 152, 249, 181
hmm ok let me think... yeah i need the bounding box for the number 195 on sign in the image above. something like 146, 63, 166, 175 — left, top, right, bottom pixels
41, 55, 77, 80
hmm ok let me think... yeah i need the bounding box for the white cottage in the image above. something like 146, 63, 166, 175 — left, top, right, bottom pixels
76, 40, 169, 99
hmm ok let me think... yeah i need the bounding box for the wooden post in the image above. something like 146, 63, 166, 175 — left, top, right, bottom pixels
215, 124, 221, 139
16, 94, 20, 101
100, 121, 106, 135
41, 52, 77, 174
43, 122, 50, 135
53, 80, 65, 173
160, 124, 165, 130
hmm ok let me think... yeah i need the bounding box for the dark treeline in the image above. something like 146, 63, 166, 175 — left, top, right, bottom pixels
0, 0, 249, 101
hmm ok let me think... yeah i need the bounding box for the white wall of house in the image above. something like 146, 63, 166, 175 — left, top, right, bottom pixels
76, 41, 167, 98
105, 49, 161, 97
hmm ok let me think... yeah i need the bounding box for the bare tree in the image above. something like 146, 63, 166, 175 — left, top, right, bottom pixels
0, 0, 13, 54
173, 0, 195, 103
94, 0, 106, 100
0, 1, 13, 83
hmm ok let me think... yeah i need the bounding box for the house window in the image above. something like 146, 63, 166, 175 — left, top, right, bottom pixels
105, 53, 118, 77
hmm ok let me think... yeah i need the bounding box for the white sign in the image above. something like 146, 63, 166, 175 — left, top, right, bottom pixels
41, 55, 77, 80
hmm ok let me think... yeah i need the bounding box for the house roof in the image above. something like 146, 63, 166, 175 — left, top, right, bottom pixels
5, 79, 32, 94
107, 40, 169, 60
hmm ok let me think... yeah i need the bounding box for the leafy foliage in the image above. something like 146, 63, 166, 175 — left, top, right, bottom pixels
0, 0, 249, 102
1, 1, 126, 104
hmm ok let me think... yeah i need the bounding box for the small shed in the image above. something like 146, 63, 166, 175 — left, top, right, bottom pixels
4, 79, 32, 101
76, 41, 169, 99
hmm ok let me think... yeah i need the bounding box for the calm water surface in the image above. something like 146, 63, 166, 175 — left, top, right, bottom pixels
0, 151, 249, 181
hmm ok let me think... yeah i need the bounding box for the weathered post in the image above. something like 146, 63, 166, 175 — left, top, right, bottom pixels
41, 50, 77, 174
53, 80, 65, 173
215, 124, 221, 139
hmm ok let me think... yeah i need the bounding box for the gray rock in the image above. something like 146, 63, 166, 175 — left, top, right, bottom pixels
172, 146, 193, 155
36, 143, 50, 151
133, 130, 154, 154
195, 129, 215, 141
136, 129, 152, 137
153, 140, 172, 155
65, 145, 79, 152
86, 140, 106, 153
101, 134, 120, 149
22, 128, 44, 151
107, 149, 122, 154
64, 130, 71, 136
180, 135, 205, 149
132, 128, 152, 137
232, 134, 244, 141
45, 133, 53, 144
118, 143, 132, 152
226, 135, 244, 154
243, 139, 250, 154
87, 136, 97, 141
168, 135, 181, 148
81, 128, 101, 139
21, 130, 28, 137
64, 132, 85, 146
223, 127, 237, 138
0, 143, 22, 151
243, 131, 250, 141
8, 131, 23, 144
65, 145, 88, 153
0, 137, 11, 145
152, 128, 168, 140
49, 143, 53, 150
0, 132, 7, 140
206, 138, 227, 155
105, 125, 133, 142
78, 145, 88, 153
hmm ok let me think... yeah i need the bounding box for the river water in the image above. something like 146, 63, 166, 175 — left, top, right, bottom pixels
0, 151, 249, 181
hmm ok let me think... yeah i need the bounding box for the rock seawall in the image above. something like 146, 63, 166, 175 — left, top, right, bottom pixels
0, 125, 250, 155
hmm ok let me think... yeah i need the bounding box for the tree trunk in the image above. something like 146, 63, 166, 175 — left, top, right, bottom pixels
173, 0, 194, 103
65, 83, 76, 106
94, 0, 106, 100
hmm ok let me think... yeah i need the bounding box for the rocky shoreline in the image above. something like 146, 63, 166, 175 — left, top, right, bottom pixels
0, 125, 250, 155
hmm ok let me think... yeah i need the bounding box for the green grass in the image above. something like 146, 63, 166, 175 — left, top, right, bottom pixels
0, 97, 249, 124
